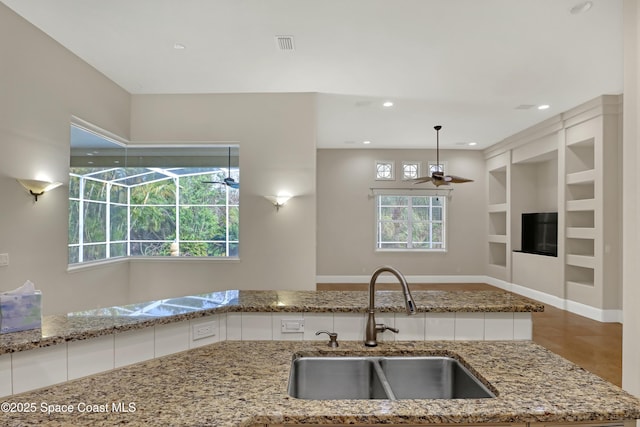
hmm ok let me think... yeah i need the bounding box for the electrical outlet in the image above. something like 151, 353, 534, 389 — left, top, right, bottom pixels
281, 319, 304, 333
192, 320, 216, 341
0, 253, 8, 267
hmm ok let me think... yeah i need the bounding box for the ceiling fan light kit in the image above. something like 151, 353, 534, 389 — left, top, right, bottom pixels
413, 125, 474, 187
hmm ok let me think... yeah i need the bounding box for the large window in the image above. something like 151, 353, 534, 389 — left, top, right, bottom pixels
69, 125, 239, 265
376, 194, 446, 250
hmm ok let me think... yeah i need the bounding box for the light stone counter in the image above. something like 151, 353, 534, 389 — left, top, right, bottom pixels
2, 340, 639, 427
0, 290, 543, 355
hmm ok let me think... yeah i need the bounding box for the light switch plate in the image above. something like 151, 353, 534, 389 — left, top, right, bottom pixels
0, 253, 8, 267
281, 319, 304, 333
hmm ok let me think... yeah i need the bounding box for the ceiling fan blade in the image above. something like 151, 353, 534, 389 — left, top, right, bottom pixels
412, 175, 434, 184
445, 175, 474, 183
203, 179, 240, 189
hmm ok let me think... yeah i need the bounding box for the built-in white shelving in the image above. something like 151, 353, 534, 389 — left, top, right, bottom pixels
566, 199, 596, 211
566, 169, 595, 185
566, 227, 595, 239
562, 97, 621, 311
486, 155, 510, 277
488, 203, 508, 213
488, 234, 508, 244
484, 95, 621, 317
566, 254, 596, 269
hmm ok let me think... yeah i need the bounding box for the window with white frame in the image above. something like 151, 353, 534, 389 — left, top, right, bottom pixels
69, 125, 239, 264
401, 161, 420, 180
375, 193, 446, 250
375, 160, 395, 180
428, 161, 446, 175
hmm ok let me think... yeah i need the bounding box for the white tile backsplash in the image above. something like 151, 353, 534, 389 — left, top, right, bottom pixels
484, 312, 514, 340
68, 334, 115, 380
302, 313, 333, 340
0, 353, 12, 396
226, 313, 242, 340
12, 344, 68, 394
514, 312, 533, 340
395, 313, 426, 341
156, 320, 190, 355
425, 313, 455, 340
218, 313, 228, 342
333, 313, 366, 340
0, 307, 534, 398
455, 313, 485, 340
114, 328, 155, 368
241, 313, 273, 340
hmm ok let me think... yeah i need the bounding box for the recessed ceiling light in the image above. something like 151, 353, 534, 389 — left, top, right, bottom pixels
363, 140, 371, 145
570, 1, 593, 14
538, 104, 550, 110
468, 142, 478, 146
383, 101, 394, 107
174, 43, 186, 50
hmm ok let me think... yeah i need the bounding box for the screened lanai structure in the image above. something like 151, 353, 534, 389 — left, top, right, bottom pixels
69, 125, 239, 265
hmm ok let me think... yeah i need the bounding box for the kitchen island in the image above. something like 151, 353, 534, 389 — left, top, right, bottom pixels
2, 340, 639, 426
0, 289, 543, 355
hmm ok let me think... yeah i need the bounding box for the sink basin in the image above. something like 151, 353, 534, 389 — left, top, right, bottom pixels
287, 357, 388, 400
378, 356, 494, 399
288, 355, 495, 400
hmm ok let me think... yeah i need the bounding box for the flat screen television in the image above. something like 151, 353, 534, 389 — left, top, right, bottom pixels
521, 212, 558, 257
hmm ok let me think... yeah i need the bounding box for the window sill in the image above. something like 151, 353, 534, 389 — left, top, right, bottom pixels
375, 249, 447, 253
128, 256, 240, 263
68, 256, 240, 272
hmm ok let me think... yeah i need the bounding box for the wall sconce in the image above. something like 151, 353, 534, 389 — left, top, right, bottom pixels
265, 193, 293, 212
16, 179, 63, 201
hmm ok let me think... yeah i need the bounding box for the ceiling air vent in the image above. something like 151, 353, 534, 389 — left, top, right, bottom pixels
515, 104, 535, 110
275, 35, 295, 51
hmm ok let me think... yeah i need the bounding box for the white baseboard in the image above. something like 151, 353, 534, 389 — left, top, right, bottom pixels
316, 275, 489, 284
318, 274, 623, 323
486, 278, 622, 323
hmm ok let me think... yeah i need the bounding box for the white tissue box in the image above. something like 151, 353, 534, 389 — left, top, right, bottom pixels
0, 291, 42, 334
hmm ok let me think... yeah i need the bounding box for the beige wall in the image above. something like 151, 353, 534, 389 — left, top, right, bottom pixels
0, 4, 318, 313
128, 93, 317, 301
0, 4, 132, 314
316, 148, 486, 277
622, 0, 640, 397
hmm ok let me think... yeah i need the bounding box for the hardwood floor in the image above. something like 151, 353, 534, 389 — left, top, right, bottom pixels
317, 282, 623, 386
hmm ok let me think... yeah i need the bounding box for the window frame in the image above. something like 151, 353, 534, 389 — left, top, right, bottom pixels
374, 191, 447, 252
69, 121, 240, 266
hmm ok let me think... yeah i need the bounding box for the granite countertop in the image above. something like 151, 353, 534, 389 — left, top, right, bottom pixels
0, 289, 543, 355
3, 340, 639, 426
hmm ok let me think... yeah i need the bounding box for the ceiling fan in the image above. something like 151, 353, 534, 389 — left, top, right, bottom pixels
413, 125, 474, 187
203, 147, 239, 189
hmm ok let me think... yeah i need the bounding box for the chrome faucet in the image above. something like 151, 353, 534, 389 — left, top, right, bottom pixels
365, 266, 417, 347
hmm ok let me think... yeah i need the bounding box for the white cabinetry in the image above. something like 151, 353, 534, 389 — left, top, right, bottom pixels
484, 95, 622, 320
486, 152, 510, 280
563, 105, 621, 313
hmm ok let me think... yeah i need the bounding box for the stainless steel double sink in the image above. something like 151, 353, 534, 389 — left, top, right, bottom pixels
288, 355, 495, 400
